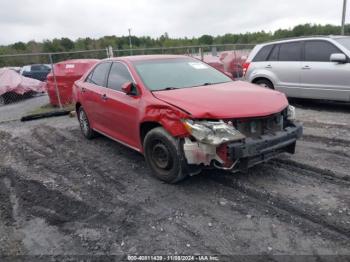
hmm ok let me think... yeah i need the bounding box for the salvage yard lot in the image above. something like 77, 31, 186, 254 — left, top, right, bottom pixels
0, 101, 349, 256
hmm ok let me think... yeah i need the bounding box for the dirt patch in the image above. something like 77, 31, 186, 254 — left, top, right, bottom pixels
0, 103, 349, 257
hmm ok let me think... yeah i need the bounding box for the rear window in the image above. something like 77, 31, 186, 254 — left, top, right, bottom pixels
335, 37, 350, 51
304, 41, 341, 62
279, 42, 302, 61
253, 45, 273, 62
31, 64, 50, 71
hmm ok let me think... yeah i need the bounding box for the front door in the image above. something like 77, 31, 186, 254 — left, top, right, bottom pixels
269, 41, 302, 97
99, 62, 141, 149
300, 40, 350, 101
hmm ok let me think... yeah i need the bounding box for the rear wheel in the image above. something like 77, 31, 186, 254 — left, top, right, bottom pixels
255, 79, 274, 89
78, 107, 97, 139
143, 127, 188, 183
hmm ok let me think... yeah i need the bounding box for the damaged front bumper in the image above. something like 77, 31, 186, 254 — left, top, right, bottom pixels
183, 123, 303, 172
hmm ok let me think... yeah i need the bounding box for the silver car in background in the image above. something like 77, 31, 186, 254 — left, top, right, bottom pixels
244, 36, 350, 102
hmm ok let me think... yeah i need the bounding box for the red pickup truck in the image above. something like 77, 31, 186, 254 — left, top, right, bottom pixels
73, 55, 302, 183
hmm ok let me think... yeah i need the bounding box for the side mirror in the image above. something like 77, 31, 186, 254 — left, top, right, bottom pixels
122, 82, 138, 96
330, 53, 347, 63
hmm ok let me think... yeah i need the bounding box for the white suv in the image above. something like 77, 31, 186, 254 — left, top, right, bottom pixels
244, 36, 350, 102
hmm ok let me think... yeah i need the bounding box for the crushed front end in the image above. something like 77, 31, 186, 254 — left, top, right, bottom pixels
182, 106, 303, 173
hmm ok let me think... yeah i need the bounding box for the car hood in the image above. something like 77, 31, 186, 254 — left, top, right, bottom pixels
153, 81, 288, 119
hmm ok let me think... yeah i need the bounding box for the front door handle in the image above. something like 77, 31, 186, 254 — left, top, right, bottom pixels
101, 94, 108, 101
265, 65, 272, 69
81, 87, 86, 93
302, 65, 311, 70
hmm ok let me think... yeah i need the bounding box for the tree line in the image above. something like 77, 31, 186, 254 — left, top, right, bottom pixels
0, 23, 349, 66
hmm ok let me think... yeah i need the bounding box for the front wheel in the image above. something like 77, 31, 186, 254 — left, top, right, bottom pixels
143, 127, 188, 183
255, 79, 274, 89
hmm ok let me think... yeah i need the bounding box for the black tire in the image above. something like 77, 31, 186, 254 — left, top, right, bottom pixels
254, 79, 274, 89
78, 107, 97, 139
143, 127, 188, 183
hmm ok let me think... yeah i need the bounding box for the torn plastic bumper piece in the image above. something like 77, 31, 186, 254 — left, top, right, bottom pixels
226, 123, 303, 171
183, 123, 303, 171
183, 138, 224, 166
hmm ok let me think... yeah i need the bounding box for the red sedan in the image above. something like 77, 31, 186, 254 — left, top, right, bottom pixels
73, 55, 302, 183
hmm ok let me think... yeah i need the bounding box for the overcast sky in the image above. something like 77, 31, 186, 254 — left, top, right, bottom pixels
0, 0, 347, 45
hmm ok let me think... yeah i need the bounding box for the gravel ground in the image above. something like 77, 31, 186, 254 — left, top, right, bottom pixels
0, 94, 49, 122
0, 100, 349, 260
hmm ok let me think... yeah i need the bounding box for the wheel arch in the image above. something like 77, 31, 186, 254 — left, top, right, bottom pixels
140, 121, 162, 145
75, 102, 82, 118
252, 77, 275, 89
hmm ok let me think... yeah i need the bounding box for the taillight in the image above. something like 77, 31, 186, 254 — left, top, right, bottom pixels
242, 62, 250, 76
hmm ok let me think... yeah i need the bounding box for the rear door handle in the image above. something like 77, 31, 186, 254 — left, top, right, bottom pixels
101, 94, 108, 101
265, 65, 272, 69
81, 87, 86, 93
302, 65, 311, 70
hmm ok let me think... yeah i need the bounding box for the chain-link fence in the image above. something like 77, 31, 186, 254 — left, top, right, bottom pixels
0, 44, 255, 123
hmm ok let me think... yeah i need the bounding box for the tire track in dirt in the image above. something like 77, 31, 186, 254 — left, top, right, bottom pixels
302, 120, 350, 132
207, 168, 350, 240
271, 158, 350, 183
1, 126, 224, 254
302, 134, 350, 147
20, 126, 130, 196
299, 141, 350, 159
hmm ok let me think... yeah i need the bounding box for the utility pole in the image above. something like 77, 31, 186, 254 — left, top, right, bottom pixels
128, 28, 133, 55
341, 0, 347, 35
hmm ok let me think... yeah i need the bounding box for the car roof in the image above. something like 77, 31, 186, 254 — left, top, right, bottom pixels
106, 54, 191, 62
258, 35, 350, 45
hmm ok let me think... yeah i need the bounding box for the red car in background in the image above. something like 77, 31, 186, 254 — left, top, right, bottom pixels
47, 59, 99, 106
199, 50, 250, 79
73, 55, 302, 183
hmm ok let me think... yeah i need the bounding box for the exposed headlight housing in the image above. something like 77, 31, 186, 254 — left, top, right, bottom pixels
287, 105, 296, 120
183, 120, 245, 145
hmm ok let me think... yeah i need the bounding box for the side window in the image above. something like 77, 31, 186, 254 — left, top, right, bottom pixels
88, 62, 111, 87
279, 42, 302, 61
21, 66, 31, 74
31, 65, 42, 71
107, 62, 133, 91
268, 45, 279, 61
253, 45, 273, 62
304, 41, 341, 62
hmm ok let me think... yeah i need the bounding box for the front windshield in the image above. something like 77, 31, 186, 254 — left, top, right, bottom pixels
335, 37, 350, 51
133, 58, 232, 91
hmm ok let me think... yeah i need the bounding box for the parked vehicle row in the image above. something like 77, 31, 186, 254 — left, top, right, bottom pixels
244, 36, 350, 102
0, 68, 46, 106
20, 64, 52, 82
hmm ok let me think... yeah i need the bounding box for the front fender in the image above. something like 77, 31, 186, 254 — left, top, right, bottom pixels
248, 69, 277, 86
141, 105, 190, 137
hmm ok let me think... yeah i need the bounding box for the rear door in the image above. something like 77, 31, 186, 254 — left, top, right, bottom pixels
81, 62, 111, 130
99, 62, 141, 149
268, 41, 302, 97
300, 40, 350, 101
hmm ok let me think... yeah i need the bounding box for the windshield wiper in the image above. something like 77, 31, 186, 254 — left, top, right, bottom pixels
152, 87, 180, 91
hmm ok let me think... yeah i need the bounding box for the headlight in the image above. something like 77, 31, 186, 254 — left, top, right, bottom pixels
287, 105, 296, 120
183, 120, 245, 145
